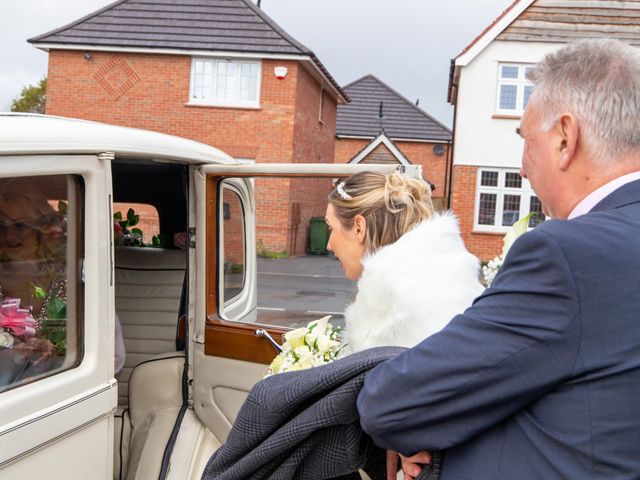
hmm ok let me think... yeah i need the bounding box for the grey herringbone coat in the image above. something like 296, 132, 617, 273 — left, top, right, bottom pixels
201, 347, 404, 480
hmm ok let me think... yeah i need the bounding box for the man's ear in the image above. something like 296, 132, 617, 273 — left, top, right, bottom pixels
557, 112, 579, 171
353, 214, 366, 244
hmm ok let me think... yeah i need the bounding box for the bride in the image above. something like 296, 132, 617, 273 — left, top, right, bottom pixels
325, 171, 483, 352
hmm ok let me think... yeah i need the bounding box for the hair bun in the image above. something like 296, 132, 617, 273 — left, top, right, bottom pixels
384, 172, 431, 211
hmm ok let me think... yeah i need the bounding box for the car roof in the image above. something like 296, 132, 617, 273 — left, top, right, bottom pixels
0, 113, 236, 165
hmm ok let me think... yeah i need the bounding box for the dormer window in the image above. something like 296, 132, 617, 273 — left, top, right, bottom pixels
496, 63, 533, 115
190, 58, 261, 108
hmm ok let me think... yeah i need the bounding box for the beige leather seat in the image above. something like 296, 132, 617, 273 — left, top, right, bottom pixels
114, 246, 186, 406
113, 247, 187, 479
121, 353, 185, 480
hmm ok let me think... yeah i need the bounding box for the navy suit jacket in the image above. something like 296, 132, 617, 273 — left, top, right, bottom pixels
358, 179, 640, 479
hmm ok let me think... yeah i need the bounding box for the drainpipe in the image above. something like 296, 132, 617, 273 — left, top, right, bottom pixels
446, 62, 458, 210
446, 106, 456, 210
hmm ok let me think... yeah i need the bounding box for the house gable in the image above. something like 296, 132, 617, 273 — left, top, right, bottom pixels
349, 133, 411, 166
450, 0, 640, 103
455, 0, 532, 67
497, 1, 640, 45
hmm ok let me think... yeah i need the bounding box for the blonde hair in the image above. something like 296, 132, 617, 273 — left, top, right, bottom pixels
328, 171, 435, 253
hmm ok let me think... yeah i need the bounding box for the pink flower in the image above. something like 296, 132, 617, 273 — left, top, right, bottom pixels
114, 221, 123, 239
0, 298, 36, 337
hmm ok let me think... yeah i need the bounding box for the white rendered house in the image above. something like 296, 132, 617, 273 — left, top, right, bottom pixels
448, 0, 640, 260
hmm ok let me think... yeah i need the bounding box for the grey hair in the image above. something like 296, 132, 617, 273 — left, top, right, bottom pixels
528, 39, 640, 165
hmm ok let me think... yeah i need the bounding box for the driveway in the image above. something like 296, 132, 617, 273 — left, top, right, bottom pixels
256, 254, 356, 329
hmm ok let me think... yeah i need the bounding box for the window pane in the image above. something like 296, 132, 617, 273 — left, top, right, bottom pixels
499, 85, 517, 110
240, 63, 259, 102
193, 60, 213, 100
221, 187, 246, 304
480, 171, 498, 187
252, 177, 349, 329
529, 196, 546, 227
504, 172, 522, 189
478, 193, 497, 225
216, 61, 237, 101
0, 175, 83, 393
501, 65, 519, 79
523, 85, 533, 109
502, 194, 521, 226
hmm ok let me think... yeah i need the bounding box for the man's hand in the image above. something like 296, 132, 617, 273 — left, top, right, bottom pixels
401, 451, 432, 480
386, 450, 432, 480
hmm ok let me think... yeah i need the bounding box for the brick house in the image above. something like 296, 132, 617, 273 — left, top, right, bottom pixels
29, 0, 348, 255
447, 0, 640, 260
335, 75, 452, 210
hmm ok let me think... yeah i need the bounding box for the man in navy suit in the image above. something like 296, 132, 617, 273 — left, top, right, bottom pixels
358, 39, 640, 479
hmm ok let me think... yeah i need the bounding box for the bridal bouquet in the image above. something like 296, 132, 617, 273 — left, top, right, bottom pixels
482, 212, 537, 287
268, 316, 345, 374
0, 296, 37, 348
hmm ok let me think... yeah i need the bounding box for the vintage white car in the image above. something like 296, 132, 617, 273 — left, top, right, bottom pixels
0, 113, 419, 479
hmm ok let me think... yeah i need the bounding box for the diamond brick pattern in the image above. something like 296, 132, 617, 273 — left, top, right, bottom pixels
93, 56, 140, 100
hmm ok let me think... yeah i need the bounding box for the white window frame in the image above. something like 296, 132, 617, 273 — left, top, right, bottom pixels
495, 63, 534, 115
189, 57, 261, 108
473, 167, 543, 233
218, 178, 256, 322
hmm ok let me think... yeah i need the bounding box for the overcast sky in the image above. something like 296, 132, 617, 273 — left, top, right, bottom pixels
0, 0, 510, 126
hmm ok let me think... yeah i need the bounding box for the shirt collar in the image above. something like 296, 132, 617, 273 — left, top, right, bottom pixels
568, 171, 640, 219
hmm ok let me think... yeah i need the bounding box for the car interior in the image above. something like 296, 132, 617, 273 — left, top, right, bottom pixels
111, 160, 195, 480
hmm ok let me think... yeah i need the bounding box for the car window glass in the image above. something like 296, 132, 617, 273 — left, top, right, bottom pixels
221, 186, 246, 304
0, 175, 84, 393
218, 177, 354, 330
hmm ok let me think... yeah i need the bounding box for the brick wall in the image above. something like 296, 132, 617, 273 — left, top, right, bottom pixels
334, 137, 450, 208
255, 178, 292, 254
450, 164, 503, 261
222, 190, 244, 265
288, 66, 336, 255
46, 50, 337, 255
47, 51, 298, 156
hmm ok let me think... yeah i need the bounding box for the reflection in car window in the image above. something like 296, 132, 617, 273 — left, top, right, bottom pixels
221, 186, 246, 305
0, 175, 83, 392
216, 177, 353, 330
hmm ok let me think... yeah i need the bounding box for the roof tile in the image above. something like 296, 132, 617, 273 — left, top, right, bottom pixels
337, 75, 451, 142
29, 0, 346, 100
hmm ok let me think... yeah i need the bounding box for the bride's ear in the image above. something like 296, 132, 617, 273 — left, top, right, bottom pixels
353, 214, 366, 244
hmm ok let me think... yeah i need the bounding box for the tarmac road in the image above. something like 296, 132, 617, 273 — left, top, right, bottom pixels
256, 254, 356, 329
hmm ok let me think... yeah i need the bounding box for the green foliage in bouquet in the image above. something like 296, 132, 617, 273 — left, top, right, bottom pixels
114, 208, 145, 247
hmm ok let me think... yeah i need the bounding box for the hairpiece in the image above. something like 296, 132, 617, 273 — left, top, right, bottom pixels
336, 182, 353, 200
